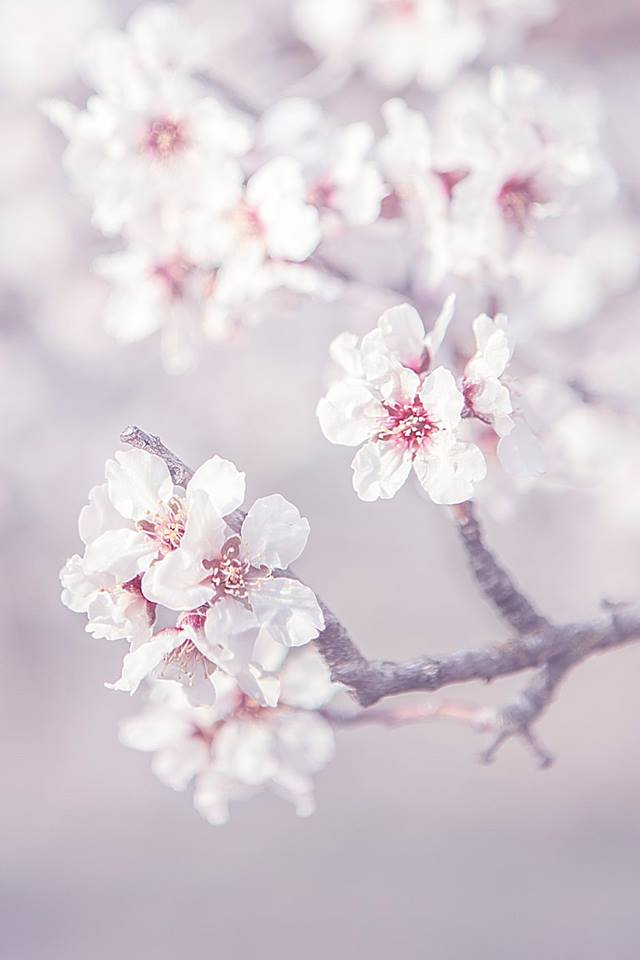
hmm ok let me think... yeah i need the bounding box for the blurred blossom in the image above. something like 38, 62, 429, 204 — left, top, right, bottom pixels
120, 646, 338, 825
291, 0, 556, 91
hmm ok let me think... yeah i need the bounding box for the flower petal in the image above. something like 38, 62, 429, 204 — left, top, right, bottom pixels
377, 302, 427, 371
84, 528, 157, 581
188, 456, 246, 517
351, 440, 412, 501
142, 547, 213, 611
105, 449, 174, 521
215, 720, 278, 785
249, 577, 324, 647
241, 495, 310, 569
414, 437, 486, 505
419, 366, 463, 431
317, 381, 384, 446
202, 599, 260, 654
106, 628, 184, 695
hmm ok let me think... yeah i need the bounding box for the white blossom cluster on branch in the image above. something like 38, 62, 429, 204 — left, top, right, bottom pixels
318, 297, 541, 502
49, 0, 640, 829
60, 446, 340, 821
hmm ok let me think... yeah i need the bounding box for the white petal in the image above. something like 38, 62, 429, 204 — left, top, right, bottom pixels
249, 577, 324, 647
119, 707, 193, 753
142, 547, 213, 611
78, 483, 125, 546
84, 528, 157, 581
215, 720, 278, 785
351, 441, 412, 501
180, 489, 229, 560
419, 366, 463, 431
415, 438, 486, 505
498, 420, 544, 478
152, 739, 211, 791
424, 294, 455, 362
274, 711, 335, 774
188, 456, 246, 517
60, 555, 103, 613
241, 495, 310, 569
280, 647, 337, 709
377, 302, 427, 371
317, 382, 383, 446
329, 331, 363, 377
106, 628, 184, 695
105, 449, 174, 521
203, 600, 260, 652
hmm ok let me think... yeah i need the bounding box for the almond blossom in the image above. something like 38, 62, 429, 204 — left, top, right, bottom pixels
184, 156, 322, 267
119, 647, 337, 824
292, 0, 555, 92
463, 313, 514, 438
43, 5, 251, 237
257, 98, 386, 229
318, 299, 487, 503
60, 447, 324, 706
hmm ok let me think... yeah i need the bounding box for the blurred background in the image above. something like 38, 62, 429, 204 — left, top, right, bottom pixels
1, 1, 640, 957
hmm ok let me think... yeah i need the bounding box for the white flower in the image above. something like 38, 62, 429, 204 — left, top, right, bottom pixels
435, 67, 617, 280
318, 300, 486, 503
462, 313, 543, 478
60, 556, 154, 644
119, 647, 337, 823
463, 313, 514, 437
184, 156, 321, 266
43, 6, 251, 236
141, 484, 324, 644
376, 99, 460, 285
258, 99, 385, 228
291, 0, 554, 92
93, 234, 292, 373
62, 447, 325, 705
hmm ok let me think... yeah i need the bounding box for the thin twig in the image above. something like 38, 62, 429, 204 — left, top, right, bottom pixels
453, 501, 550, 635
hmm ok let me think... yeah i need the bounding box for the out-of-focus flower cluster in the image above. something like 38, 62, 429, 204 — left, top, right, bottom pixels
61, 447, 338, 822
45, 2, 638, 374
292, 0, 556, 91
318, 297, 542, 503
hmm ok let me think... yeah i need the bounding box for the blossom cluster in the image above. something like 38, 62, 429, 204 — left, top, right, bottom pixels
61, 447, 338, 822
43, 3, 385, 371
318, 297, 542, 503
292, 0, 556, 91
45, 3, 638, 371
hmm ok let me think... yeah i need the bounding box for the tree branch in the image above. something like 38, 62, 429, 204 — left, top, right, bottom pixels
452, 501, 549, 635
120, 426, 640, 763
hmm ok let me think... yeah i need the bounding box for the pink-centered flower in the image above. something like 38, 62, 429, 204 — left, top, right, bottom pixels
318, 299, 486, 503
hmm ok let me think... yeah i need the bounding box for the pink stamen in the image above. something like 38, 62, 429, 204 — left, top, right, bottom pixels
498, 176, 541, 230
375, 396, 438, 455
144, 117, 188, 160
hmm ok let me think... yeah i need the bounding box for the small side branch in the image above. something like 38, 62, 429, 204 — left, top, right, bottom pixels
453, 501, 549, 635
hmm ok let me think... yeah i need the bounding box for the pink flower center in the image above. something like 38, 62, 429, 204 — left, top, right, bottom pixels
437, 168, 468, 200
385, 0, 417, 16
497, 176, 540, 230
205, 535, 271, 605
152, 258, 192, 298
307, 179, 335, 210
137, 496, 187, 553
233, 200, 264, 238
144, 117, 188, 160
163, 638, 214, 684
376, 397, 438, 453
